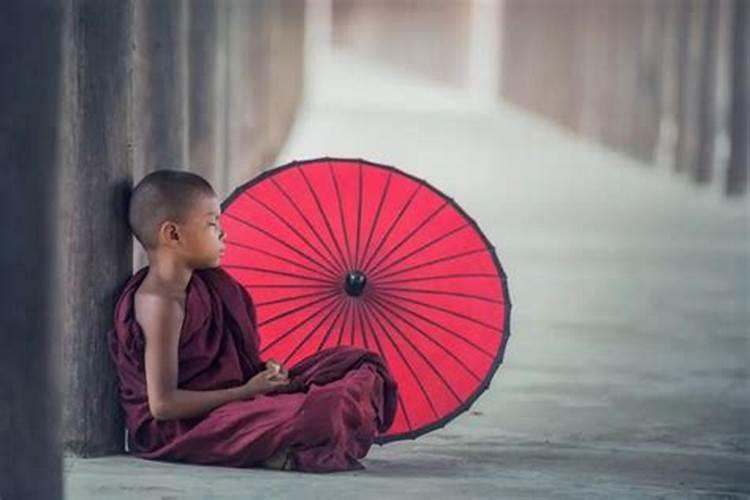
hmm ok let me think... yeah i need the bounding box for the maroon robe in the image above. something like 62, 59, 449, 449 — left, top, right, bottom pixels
108, 266, 398, 473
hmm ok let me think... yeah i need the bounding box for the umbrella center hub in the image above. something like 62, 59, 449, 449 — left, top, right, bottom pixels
344, 271, 367, 297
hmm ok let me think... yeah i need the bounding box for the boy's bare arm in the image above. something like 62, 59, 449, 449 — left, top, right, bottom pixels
138, 294, 250, 421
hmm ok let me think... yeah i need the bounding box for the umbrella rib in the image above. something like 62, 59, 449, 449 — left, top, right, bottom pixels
270, 176, 347, 276
258, 289, 340, 328
368, 298, 465, 404
224, 212, 340, 279
367, 201, 450, 278
355, 300, 369, 351
336, 297, 352, 348
281, 297, 343, 367
374, 247, 489, 282
225, 239, 332, 280
372, 286, 505, 305
241, 283, 334, 289
354, 162, 364, 270
362, 300, 441, 419
298, 166, 350, 276
350, 298, 356, 346
223, 264, 337, 285
358, 302, 414, 431
369, 222, 470, 281
255, 289, 343, 308
370, 293, 496, 359
396, 392, 414, 432
317, 297, 350, 352
242, 191, 340, 278
328, 161, 354, 270
361, 183, 422, 272
359, 171, 392, 275
372, 289, 500, 332
377, 272, 499, 286
358, 299, 389, 371
259, 292, 341, 354
368, 296, 482, 383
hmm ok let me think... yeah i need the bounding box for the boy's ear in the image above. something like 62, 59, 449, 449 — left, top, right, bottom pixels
159, 221, 181, 244
168, 223, 181, 242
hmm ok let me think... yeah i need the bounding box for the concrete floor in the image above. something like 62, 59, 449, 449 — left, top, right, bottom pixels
66, 44, 749, 499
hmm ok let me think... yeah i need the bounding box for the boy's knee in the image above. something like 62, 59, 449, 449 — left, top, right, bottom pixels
302, 391, 354, 436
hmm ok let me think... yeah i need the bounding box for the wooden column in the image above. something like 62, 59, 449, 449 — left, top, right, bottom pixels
632, 0, 661, 164
225, 0, 268, 189
58, 0, 134, 456
265, 0, 307, 167
675, 0, 707, 175
188, 0, 226, 196
727, 0, 749, 196
577, 0, 605, 140
133, 0, 190, 178
132, 0, 190, 270
694, 0, 720, 184
0, 1, 64, 498
655, 0, 682, 170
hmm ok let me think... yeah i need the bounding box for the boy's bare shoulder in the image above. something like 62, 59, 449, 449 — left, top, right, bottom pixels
134, 282, 186, 339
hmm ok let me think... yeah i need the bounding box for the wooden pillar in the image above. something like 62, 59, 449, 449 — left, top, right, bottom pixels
58, 0, 134, 456
675, 0, 709, 176
265, 0, 307, 165
132, 0, 190, 270
632, 0, 661, 164
0, 1, 64, 498
608, 0, 641, 154
133, 0, 190, 178
655, 0, 682, 170
577, 0, 603, 139
600, 0, 620, 150
223, 0, 272, 190
188, 0, 226, 196
467, 0, 501, 108
694, 0, 720, 184
217, 0, 232, 197
727, 0, 749, 196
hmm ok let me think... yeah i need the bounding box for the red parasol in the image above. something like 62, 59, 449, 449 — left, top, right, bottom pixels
219, 157, 511, 443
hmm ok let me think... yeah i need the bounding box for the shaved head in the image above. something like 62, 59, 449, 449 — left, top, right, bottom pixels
128, 169, 216, 251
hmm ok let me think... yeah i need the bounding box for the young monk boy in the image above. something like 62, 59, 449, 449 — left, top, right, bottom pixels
109, 169, 398, 473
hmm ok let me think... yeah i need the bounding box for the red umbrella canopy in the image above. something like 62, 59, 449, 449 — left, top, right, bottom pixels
220, 157, 511, 443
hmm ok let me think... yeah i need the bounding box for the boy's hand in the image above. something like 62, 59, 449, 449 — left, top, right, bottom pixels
265, 359, 289, 382
238, 367, 290, 399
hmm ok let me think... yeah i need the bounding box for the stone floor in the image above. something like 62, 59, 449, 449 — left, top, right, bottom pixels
65, 46, 749, 499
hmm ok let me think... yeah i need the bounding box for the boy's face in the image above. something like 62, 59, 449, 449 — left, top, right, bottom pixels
160, 193, 226, 269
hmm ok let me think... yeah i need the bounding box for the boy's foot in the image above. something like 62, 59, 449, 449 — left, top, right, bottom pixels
282, 451, 296, 471
259, 447, 296, 471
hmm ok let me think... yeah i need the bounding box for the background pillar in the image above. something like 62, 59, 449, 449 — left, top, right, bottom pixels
58, 0, 135, 456
0, 0, 65, 497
